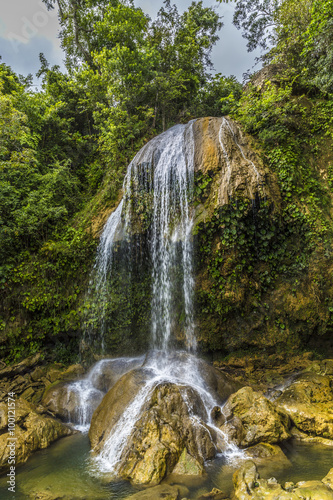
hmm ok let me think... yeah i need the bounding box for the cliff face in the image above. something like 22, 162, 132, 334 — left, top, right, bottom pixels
2, 107, 333, 362
192, 115, 333, 356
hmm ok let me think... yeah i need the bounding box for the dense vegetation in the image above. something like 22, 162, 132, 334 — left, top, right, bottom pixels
1, 0, 333, 362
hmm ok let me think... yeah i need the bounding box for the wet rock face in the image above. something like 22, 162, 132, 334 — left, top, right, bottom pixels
232, 461, 333, 500
276, 372, 333, 439
220, 387, 291, 448
0, 398, 72, 473
117, 383, 216, 485
192, 117, 281, 224
89, 367, 148, 451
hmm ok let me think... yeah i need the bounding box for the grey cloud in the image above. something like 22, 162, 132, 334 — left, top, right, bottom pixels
0, 34, 64, 79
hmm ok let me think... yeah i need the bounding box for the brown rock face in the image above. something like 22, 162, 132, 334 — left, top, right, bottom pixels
117, 383, 216, 485
0, 398, 72, 473
220, 387, 291, 448
192, 117, 280, 226
277, 372, 333, 439
232, 460, 333, 500
89, 367, 148, 450
89, 372, 217, 486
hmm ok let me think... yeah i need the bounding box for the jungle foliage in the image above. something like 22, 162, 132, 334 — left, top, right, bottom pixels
1, 0, 333, 361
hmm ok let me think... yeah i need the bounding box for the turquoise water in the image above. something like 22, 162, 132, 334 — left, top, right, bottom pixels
0, 435, 332, 500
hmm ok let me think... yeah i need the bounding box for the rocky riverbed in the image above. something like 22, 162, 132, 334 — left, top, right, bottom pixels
0, 352, 332, 499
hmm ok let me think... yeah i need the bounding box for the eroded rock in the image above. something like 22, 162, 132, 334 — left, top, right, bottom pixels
117, 383, 216, 485
220, 387, 291, 447
0, 398, 72, 473
277, 373, 333, 439
232, 460, 333, 499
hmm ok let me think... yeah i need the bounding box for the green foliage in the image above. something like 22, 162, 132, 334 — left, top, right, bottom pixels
194, 74, 242, 117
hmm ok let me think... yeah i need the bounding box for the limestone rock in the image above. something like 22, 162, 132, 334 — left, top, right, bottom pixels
220, 387, 291, 447
291, 427, 333, 446
323, 468, 333, 490
42, 382, 82, 421
89, 356, 144, 392
277, 373, 333, 439
232, 460, 333, 500
197, 488, 228, 499
192, 117, 280, 224
244, 443, 291, 468
89, 367, 148, 450
117, 383, 216, 485
172, 448, 204, 476
0, 398, 72, 473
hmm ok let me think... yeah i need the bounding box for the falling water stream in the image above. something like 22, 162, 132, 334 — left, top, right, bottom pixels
0, 119, 332, 499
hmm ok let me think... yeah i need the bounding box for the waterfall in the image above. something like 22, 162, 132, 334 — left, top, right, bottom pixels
92, 121, 196, 352
82, 120, 244, 477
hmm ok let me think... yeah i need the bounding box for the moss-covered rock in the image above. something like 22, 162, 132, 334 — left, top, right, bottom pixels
0, 398, 72, 474
276, 373, 333, 439
232, 460, 333, 500
220, 387, 291, 447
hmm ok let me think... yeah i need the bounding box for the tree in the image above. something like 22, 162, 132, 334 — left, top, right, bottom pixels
218, 0, 282, 51
302, 0, 333, 93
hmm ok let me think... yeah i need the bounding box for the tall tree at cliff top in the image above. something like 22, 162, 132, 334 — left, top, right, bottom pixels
43, 0, 222, 165
221, 0, 333, 94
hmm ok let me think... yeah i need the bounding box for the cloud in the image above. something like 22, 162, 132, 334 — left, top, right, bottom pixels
0, 35, 63, 80
0, 0, 261, 83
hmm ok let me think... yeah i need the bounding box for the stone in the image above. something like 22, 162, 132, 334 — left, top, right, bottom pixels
42, 382, 81, 421
220, 387, 291, 447
244, 443, 291, 468
172, 448, 204, 476
232, 461, 333, 500
89, 356, 145, 392
89, 367, 148, 450
291, 427, 333, 446
277, 373, 333, 439
117, 383, 216, 485
0, 398, 72, 473
197, 488, 228, 499
323, 468, 333, 490
0, 353, 41, 379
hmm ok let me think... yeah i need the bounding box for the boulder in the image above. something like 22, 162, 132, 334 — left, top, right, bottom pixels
245, 443, 291, 468
232, 461, 333, 500
117, 383, 216, 485
42, 381, 103, 424
172, 448, 204, 476
290, 427, 333, 446
0, 398, 72, 473
220, 387, 291, 447
277, 373, 333, 439
323, 468, 333, 490
197, 488, 228, 499
89, 367, 148, 450
42, 382, 81, 421
89, 356, 145, 392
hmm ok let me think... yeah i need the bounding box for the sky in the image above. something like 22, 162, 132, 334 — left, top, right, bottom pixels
0, 0, 261, 85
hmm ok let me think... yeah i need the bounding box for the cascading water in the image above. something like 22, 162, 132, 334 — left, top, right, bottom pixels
91, 122, 196, 352
63, 119, 249, 480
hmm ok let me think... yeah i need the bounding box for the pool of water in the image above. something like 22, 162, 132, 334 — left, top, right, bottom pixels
0, 434, 332, 500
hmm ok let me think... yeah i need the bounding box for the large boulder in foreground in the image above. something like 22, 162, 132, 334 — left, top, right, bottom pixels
0, 398, 72, 473
90, 372, 217, 486
220, 387, 291, 448
276, 373, 333, 439
232, 461, 333, 500
89, 367, 148, 450
117, 383, 215, 485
